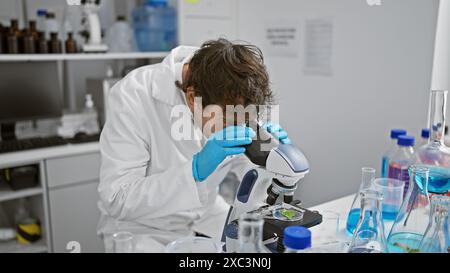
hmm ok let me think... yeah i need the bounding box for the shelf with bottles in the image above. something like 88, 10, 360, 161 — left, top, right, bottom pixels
0, 195, 50, 253
0, 52, 170, 62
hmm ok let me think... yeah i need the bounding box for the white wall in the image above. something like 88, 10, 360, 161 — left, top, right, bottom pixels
236, 0, 439, 206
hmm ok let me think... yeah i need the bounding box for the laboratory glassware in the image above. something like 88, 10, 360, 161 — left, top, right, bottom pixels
347, 189, 387, 253
419, 195, 450, 253
113, 231, 134, 253
346, 167, 376, 235
415, 90, 450, 194
283, 226, 312, 253
387, 165, 431, 253
237, 212, 270, 253
381, 129, 407, 177
388, 135, 415, 197
372, 178, 405, 221
417, 128, 430, 148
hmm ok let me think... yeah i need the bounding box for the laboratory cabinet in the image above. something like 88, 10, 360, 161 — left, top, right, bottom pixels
0, 143, 103, 253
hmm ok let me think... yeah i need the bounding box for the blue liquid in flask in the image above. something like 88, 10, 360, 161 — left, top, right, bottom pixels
415, 166, 450, 194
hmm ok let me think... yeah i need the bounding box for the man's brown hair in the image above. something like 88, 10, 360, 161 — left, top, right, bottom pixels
178, 38, 273, 107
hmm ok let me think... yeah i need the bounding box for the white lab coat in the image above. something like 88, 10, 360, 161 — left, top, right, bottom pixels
97, 46, 253, 252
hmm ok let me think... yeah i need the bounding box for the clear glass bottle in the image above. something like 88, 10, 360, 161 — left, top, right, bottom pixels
283, 226, 312, 253
419, 195, 450, 253
237, 213, 270, 253
388, 135, 416, 197
417, 128, 430, 148
415, 90, 450, 194
346, 167, 376, 235
347, 189, 387, 253
387, 165, 431, 253
381, 129, 407, 177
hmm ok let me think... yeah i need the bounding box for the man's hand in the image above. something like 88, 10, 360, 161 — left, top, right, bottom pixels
193, 126, 256, 182
262, 122, 292, 144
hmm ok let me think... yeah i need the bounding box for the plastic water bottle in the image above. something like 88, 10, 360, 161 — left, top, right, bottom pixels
132, 0, 177, 52
381, 129, 407, 177
283, 226, 311, 253
388, 135, 415, 197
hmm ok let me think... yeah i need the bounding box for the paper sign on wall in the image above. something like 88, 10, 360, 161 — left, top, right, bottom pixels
264, 20, 301, 57
304, 19, 334, 76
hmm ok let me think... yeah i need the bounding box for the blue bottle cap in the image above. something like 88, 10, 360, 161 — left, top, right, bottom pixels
283, 226, 311, 250
390, 129, 407, 139
421, 128, 430, 138
37, 9, 47, 16
397, 135, 415, 147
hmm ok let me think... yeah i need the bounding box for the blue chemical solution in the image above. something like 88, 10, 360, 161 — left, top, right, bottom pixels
414, 166, 450, 194
387, 232, 423, 253
380, 204, 398, 221
346, 209, 382, 235
346, 208, 361, 235
381, 156, 389, 178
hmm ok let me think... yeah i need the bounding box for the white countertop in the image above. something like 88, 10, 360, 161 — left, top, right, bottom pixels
307, 193, 395, 248
0, 142, 100, 168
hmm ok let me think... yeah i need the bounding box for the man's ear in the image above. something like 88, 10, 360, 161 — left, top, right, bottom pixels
186, 87, 195, 113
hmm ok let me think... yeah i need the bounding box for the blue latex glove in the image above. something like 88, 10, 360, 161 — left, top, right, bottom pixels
193, 126, 256, 182
262, 122, 292, 144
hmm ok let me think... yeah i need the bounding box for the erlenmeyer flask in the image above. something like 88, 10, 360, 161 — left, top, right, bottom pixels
347, 189, 387, 253
346, 167, 376, 235
237, 213, 270, 253
387, 165, 431, 253
415, 90, 450, 194
419, 195, 450, 253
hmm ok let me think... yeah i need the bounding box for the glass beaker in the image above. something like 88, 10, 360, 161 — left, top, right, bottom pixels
346, 167, 376, 235
415, 90, 450, 194
347, 189, 387, 253
237, 212, 270, 253
372, 178, 405, 221
112, 231, 135, 253
387, 165, 431, 253
419, 195, 450, 253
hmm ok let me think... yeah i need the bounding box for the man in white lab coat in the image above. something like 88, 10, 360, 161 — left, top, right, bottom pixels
97, 39, 290, 252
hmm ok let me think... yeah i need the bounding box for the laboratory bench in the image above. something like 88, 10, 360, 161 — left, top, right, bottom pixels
0, 142, 103, 253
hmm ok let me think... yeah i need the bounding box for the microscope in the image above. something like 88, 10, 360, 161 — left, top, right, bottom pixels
80, 0, 108, 53
223, 122, 322, 252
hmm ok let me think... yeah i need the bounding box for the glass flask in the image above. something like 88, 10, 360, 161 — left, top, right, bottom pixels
346, 167, 376, 235
347, 189, 387, 253
419, 195, 450, 253
415, 90, 450, 194
237, 213, 270, 253
387, 165, 431, 253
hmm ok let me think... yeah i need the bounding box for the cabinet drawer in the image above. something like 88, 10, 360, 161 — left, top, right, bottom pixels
46, 153, 100, 188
